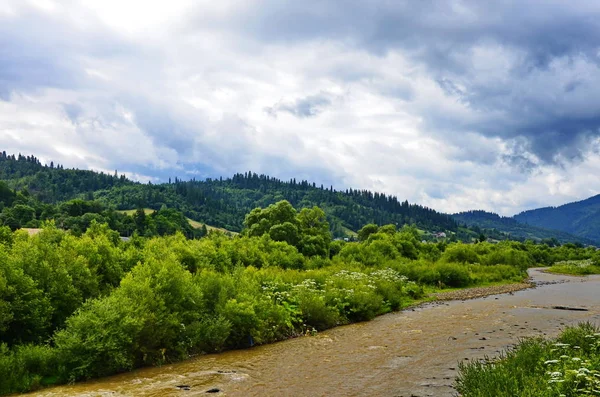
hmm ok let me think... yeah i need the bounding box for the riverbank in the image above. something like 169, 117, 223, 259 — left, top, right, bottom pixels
431, 281, 533, 301
543, 260, 600, 276
26, 268, 600, 397
456, 322, 600, 396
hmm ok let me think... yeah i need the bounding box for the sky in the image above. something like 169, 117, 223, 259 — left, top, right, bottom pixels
1, 0, 600, 216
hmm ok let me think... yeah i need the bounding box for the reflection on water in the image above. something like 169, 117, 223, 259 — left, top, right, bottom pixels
28, 269, 600, 397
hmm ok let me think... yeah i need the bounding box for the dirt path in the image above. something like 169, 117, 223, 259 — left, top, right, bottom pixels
28, 269, 600, 397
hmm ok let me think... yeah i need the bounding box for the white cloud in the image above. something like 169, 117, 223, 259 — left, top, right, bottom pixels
1, 0, 600, 216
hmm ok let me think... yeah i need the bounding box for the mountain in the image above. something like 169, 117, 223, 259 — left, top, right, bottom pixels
452, 210, 596, 245
0, 153, 459, 237
514, 194, 600, 243
2, 152, 597, 244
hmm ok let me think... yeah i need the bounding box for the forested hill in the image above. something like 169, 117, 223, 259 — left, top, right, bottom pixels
0, 152, 130, 201
453, 210, 596, 245
514, 194, 600, 243
0, 153, 457, 236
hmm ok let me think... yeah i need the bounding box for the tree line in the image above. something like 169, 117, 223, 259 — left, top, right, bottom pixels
0, 154, 459, 237
0, 181, 205, 239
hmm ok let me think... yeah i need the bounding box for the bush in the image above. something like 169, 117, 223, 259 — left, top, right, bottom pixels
293, 281, 340, 330
0, 344, 60, 395
469, 264, 523, 284
441, 244, 479, 264
220, 299, 261, 348
55, 254, 206, 380
483, 247, 534, 270
183, 316, 231, 354
435, 263, 473, 287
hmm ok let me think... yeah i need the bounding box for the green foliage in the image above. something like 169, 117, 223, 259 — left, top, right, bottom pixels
244, 201, 331, 257
0, 153, 461, 238
357, 223, 379, 242
0, 343, 59, 394
483, 242, 535, 270
0, 247, 52, 345
0, 191, 199, 239
548, 259, 600, 275
0, 198, 593, 396
441, 243, 480, 264
435, 263, 473, 287
456, 322, 600, 397
55, 249, 205, 380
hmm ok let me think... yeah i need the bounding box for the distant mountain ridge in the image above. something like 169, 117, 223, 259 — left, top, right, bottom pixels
514, 194, 600, 243
452, 210, 597, 245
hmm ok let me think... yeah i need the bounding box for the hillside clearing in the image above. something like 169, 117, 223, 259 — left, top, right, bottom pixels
118, 209, 238, 235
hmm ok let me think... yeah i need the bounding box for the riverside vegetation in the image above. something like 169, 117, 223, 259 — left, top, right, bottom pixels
456, 322, 600, 396
546, 259, 600, 276
1, 200, 600, 395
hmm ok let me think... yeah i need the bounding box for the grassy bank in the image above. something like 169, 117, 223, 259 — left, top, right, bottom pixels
546, 259, 600, 276
456, 322, 600, 397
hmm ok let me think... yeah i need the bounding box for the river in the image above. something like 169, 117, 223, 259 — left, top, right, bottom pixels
28, 269, 600, 397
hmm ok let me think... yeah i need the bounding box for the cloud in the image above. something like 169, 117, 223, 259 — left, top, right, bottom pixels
1, 0, 600, 216
199, 0, 600, 165
265, 93, 332, 118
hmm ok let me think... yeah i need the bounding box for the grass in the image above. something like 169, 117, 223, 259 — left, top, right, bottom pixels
186, 218, 238, 235
546, 259, 600, 276
455, 322, 600, 397
120, 208, 155, 216
118, 208, 238, 235
341, 226, 358, 238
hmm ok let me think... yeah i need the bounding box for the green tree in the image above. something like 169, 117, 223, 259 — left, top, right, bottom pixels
269, 222, 300, 247
133, 208, 147, 235
11, 205, 35, 226
0, 245, 52, 345
244, 200, 297, 237
357, 224, 378, 242
296, 207, 331, 257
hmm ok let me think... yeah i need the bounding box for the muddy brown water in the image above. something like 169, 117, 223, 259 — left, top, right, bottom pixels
28, 269, 600, 397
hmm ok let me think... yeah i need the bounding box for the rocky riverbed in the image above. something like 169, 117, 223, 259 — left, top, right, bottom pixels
432, 282, 533, 301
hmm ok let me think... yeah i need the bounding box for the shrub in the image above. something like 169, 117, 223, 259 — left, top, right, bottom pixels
483, 247, 534, 270
292, 280, 340, 330
435, 262, 473, 287
220, 299, 260, 348
0, 344, 60, 395
469, 264, 523, 284
183, 316, 231, 354
441, 244, 479, 264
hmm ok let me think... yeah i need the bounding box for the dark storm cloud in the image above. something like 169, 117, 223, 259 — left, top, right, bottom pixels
454, 80, 600, 164
224, 1, 600, 65
200, 0, 600, 166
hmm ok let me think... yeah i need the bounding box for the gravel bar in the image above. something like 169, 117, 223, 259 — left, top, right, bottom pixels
431, 282, 534, 301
